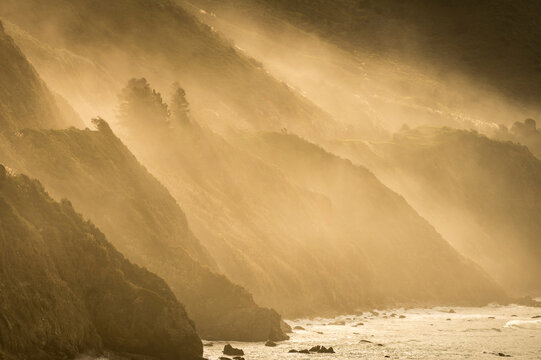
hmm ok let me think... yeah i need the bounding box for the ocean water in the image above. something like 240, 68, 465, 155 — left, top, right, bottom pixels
203, 305, 541, 360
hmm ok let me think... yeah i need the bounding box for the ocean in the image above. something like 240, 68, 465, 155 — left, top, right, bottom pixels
203, 305, 541, 360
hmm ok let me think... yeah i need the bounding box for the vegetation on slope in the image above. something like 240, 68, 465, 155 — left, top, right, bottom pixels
0, 21, 79, 131
240, 131, 506, 304
0, 119, 286, 341
117, 78, 506, 317
0, 0, 338, 139
372, 127, 541, 294
0, 167, 202, 360
192, 0, 541, 108
0, 25, 285, 341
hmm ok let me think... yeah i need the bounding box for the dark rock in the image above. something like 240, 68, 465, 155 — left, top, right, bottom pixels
293, 326, 305, 330
360, 340, 373, 344
299, 349, 310, 354
265, 340, 277, 347
449, 309, 456, 313
282, 321, 293, 333
399, 315, 406, 319
289, 349, 298, 353
532, 315, 541, 318
219, 358, 232, 360
497, 352, 511, 357
223, 344, 244, 356
309, 345, 321, 352
204, 343, 213, 347
233, 357, 245, 360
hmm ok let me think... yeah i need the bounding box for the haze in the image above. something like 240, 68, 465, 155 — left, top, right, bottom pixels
0, 1, 540, 359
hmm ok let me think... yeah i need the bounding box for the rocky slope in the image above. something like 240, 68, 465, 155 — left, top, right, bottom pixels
238, 132, 507, 305
0, 21, 79, 131
0, 119, 286, 341
365, 127, 541, 295
0, 167, 202, 360
116, 78, 506, 317
0, 21, 285, 341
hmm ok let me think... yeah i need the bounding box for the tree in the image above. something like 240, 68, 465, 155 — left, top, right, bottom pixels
169, 82, 191, 127
117, 78, 169, 133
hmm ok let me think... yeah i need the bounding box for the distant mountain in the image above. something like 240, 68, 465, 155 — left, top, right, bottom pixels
0, 21, 80, 131
359, 127, 541, 295
0, 0, 340, 139
117, 78, 506, 317
0, 168, 202, 360
0, 20, 285, 342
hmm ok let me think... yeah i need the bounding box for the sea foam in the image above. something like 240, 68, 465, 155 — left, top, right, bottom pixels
504, 319, 541, 330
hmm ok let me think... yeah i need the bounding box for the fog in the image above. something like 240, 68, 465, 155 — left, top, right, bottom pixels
0, 0, 539, 340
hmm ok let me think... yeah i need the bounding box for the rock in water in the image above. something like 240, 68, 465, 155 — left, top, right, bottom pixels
223, 344, 244, 356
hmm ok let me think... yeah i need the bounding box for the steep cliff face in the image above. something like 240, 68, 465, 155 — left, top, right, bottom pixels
113, 78, 505, 317
0, 168, 202, 359
0, 19, 286, 341
370, 127, 541, 295
0, 21, 80, 131
236, 132, 506, 308
2, 20, 119, 124
0, 119, 286, 341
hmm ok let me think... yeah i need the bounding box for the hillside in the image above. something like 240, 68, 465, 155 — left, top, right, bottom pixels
3, 20, 120, 124
0, 0, 340, 140
364, 127, 541, 295
0, 168, 202, 359
190, 0, 541, 110
237, 132, 507, 306
0, 119, 286, 341
0, 23, 285, 341
116, 78, 506, 317
0, 21, 79, 131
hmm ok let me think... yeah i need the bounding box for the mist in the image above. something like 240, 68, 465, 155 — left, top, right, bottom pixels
0, 1, 540, 359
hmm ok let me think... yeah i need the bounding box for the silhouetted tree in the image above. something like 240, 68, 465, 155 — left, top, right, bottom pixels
118, 78, 169, 133
169, 82, 191, 127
